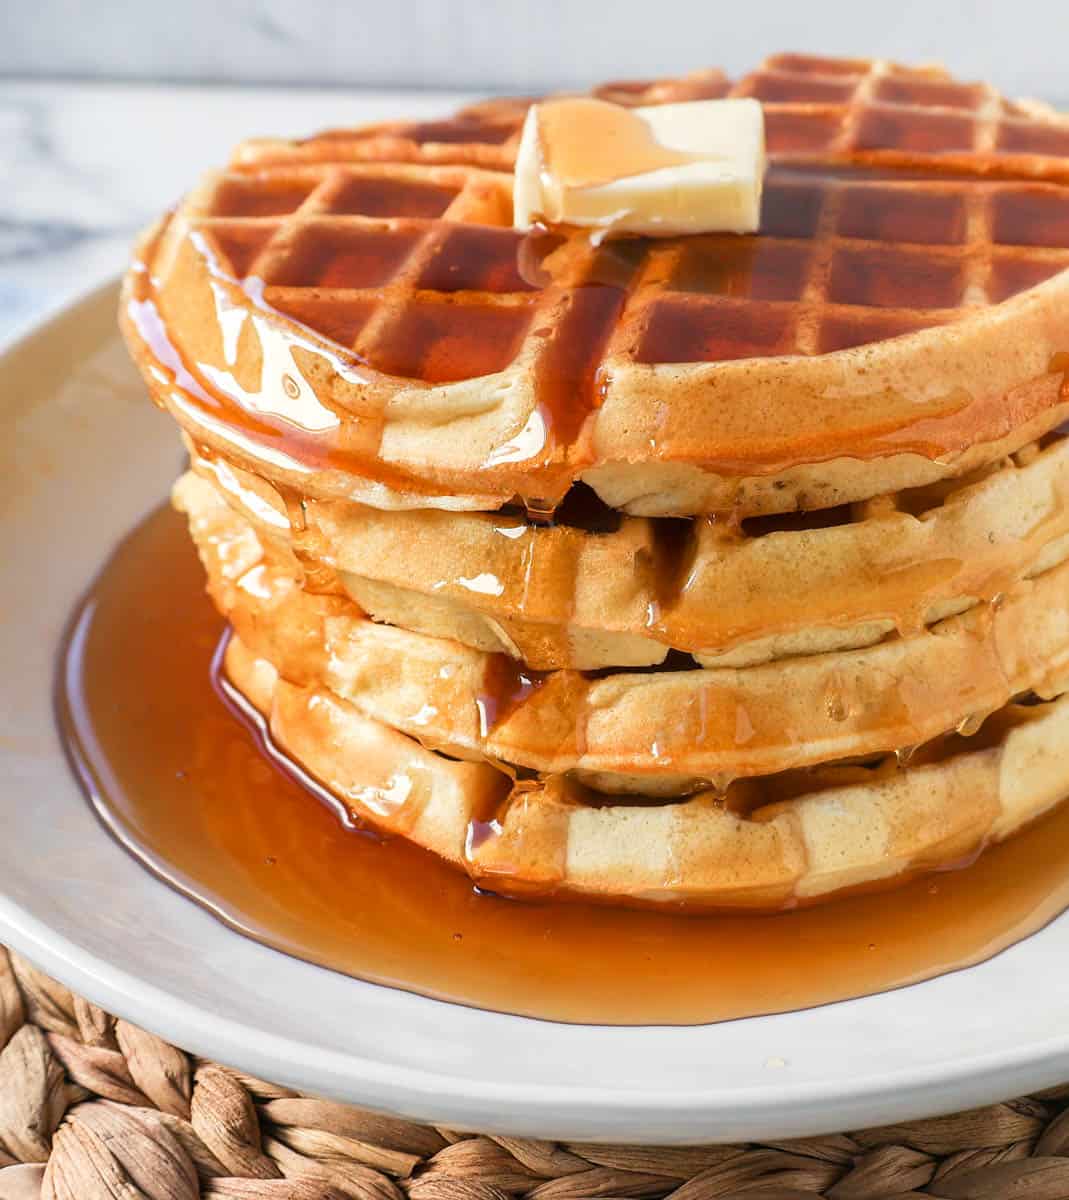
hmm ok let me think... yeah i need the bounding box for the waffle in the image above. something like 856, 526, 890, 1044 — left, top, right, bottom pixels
224, 634, 1069, 907
125, 54, 1069, 911
189, 433, 1069, 670
176, 472, 1069, 797
122, 54, 1069, 520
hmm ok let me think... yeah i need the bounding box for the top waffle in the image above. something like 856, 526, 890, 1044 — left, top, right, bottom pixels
123, 54, 1069, 517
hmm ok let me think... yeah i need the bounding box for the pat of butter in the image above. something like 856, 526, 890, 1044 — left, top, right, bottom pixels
514, 96, 766, 236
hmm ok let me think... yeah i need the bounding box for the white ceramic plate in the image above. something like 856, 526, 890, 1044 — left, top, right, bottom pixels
5, 278, 1069, 1145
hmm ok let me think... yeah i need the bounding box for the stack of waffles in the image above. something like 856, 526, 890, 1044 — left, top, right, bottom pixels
123, 54, 1069, 908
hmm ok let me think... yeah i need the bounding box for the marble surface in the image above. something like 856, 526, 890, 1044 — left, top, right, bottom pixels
0, 80, 478, 345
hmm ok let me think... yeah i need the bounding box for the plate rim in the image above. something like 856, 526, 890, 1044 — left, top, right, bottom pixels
7, 890, 1069, 1110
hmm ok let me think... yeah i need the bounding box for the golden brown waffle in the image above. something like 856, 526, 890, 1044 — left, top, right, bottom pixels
225, 634, 1069, 907
124, 54, 1069, 911
190, 434, 1069, 670
123, 54, 1069, 520
176, 473, 1069, 797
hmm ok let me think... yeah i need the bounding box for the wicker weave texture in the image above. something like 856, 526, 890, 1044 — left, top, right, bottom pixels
4, 946, 1069, 1199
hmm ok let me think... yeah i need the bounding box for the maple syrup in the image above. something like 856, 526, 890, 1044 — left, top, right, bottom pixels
535, 97, 720, 189
475, 656, 547, 737
56, 500, 1069, 1025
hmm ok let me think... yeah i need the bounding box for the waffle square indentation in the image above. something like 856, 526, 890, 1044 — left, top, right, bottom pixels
987, 252, 1069, 301
397, 120, 515, 146
638, 298, 796, 363
417, 227, 537, 293
670, 239, 812, 302
992, 188, 1069, 248
854, 106, 976, 152
211, 177, 316, 218
827, 245, 965, 309
997, 120, 1069, 158
836, 187, 967, 245
266, 225, 423, 287
325, 176, 459, 218
748, 72, 858, 103
873, 77, 986, 111
365, 301, 532, 382
266, 293, 378, 349
764, 110, 843, 154
761, 180, 827, 239
817, 313, 938, 353
207, 223, 279, 279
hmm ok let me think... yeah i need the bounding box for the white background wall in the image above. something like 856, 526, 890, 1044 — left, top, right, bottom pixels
4, 0, 1069, 100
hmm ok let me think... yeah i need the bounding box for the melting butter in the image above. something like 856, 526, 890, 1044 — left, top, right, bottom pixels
514, 96, 766, 236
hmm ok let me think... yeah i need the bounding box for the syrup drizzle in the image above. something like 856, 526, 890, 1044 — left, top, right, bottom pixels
125, 241, 407, 490
476, 655, 548, 737
55, 501, 1069, 1025
534, 97, 720, 190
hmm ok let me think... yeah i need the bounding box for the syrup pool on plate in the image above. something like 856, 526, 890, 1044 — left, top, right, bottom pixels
56, 501, 1069, 1025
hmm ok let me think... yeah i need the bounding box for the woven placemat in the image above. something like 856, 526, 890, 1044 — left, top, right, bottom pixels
3, 945, 1069, 1200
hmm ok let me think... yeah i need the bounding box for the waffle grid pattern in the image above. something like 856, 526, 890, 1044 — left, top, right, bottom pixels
236, 54, 1069, 170
195, 166, 547, 386
612, 172, 1069, 361
744, 53, 1069, 162
116, 53, 1069, 904
193, 164, 1069, 384
189, 51, 1069, 391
